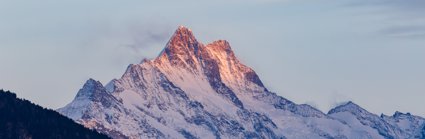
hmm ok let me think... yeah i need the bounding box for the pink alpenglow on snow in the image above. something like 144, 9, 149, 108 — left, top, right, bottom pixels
58, 26, 425, 139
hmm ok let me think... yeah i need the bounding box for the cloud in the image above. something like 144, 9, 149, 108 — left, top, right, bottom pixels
65, 20, 176, 69
343, 0, 425, 18
329, 90, 352, 109
380, 25, 425, 38
343, 0, 425, 39
331, 101, 351, 108
123, 22, 173, 53
345, 0, 425, 10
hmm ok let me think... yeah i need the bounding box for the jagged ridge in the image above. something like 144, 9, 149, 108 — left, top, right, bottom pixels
58, 26, 425, 139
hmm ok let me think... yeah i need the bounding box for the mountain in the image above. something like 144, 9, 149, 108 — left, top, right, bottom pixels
58, 26, 425, 139
0, 90, 110, 139
328, 101, 425, 138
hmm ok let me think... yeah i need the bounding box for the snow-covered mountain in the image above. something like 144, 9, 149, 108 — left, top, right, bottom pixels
58, 26, 425, 139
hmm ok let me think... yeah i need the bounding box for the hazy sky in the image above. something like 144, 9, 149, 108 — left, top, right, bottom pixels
1, 0, 424, 116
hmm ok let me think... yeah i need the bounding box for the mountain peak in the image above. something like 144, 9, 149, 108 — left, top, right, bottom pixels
157, 26, 201, 68
344, 101, 356, 106
86, 78, 99, 85
393, 111, 412, 118
75, 79, 104, 99
72, 78, 119, 110
328, 101, 366, 114
339, 101, 357, 107
167, 26, 198, 47
60, 26, 425, 139
177, 25, 191, 31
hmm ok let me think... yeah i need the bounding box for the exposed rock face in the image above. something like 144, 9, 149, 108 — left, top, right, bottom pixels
58, 26, 425, 139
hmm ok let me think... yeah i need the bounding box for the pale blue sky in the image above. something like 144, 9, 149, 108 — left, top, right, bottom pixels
1, 0, 424, 116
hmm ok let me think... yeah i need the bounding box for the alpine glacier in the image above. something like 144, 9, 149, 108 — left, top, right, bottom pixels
58, 26, 425, 139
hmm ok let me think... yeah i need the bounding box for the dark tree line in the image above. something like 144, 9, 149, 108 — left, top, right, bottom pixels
0, 90, 110, 139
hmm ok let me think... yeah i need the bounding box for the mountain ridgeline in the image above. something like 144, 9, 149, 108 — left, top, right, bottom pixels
58, 26, 425, 139
0, 90, 110, 139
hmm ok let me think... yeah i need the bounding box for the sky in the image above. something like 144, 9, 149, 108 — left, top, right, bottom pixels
0, 0, 424, 116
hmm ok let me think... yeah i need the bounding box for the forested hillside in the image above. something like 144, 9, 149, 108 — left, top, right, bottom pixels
0, 90, 110, 139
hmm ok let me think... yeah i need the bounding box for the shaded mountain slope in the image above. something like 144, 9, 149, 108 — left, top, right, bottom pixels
0, 90, 110, 139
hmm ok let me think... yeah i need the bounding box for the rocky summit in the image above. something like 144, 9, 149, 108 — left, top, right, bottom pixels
58, 26, 425, 139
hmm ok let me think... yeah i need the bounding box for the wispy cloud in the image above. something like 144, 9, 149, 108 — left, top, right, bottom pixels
380, 25, 425, 38
345, 0, 425, 10
329, 90, 351, 109
344, 0, 425, 39
123, 22, 173, 53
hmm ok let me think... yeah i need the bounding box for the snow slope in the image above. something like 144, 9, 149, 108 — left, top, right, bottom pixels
58, 26, 425, 139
